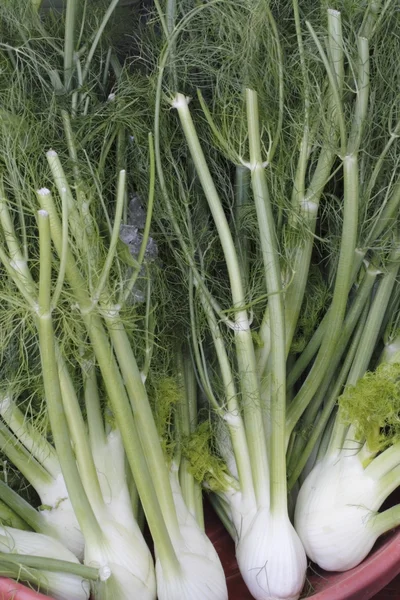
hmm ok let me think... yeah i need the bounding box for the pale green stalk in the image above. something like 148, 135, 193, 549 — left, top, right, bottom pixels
82, 359, 107, 457
64, 0, 78, 91
286, 20, 368, 436
103, 317, 182, 541
92, 169, 126, 305
0, 500, 30, 531
81, 0, 121, 84
347, 255, 400, 384
328, 249, 400, 455
198, 289, 256, 504
36, 209, 103, 547
288, 300, 369, 489
375, 464, 400, 508
366, 441, 400, 480
0, 553, 98, 581
281, 9, 344, 358
234, 166, 250, 287
0, 426, 53, 492
372, 503, 400, 538
0, 397, 60, 479
286, 263, 378, 470
0, 481, 46, 533
50, 165, 69, 310
246, 88, 287, 512
173, 92, 269, 505
56, 354, 105, 516
176, 351, 204, 527
292, 263, 379, 434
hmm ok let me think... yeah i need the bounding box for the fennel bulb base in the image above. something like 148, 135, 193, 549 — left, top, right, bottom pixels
85, 519, 156, 600
235, 508, 307, 600
295, 454, 380, 571
155, 552, 228, 600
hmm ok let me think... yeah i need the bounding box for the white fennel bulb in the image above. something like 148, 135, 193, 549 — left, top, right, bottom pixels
155, 466, 228, 600
295, 452, 381, 571
0, 526, 90, 600
84, 517, 156, 600
38, 473, 85, 559
91, 429, 138, 530
235, 505, 307, 600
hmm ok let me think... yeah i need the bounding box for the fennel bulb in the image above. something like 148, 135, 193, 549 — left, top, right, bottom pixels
155, 465, 228, 600
295, 361, 400, 571
84, 430, 157, 600
294, 451, 381, 571
221, 487, 306, 600
0, 526, 90, 600
236, 508, 306, 600
84, 518, 156, 600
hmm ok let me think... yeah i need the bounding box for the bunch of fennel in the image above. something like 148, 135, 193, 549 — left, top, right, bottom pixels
118, 0, 400, 598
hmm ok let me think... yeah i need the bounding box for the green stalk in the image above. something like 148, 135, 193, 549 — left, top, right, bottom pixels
173, 92, 269, 504
0, 553, 98, 581
189, 277, 221, 410
0, 426, 53, 492
0, 500, 30, 531
347, 37, 370, 154
0, 191, 36, 298
246, 89, 287, 512
31, 0, 42, 12
209, 494, 236, 540
92, 169, 126, 304
0, 397, 60, 479
83, 359, 107, 455
56, 353, 105, 515
288, 300, 369, 489
198, 289, 256, 503
37, 191, 180, 573
0, 482, 41, 532
287, 263, 378, 469
366, 441, 400, 480
373, 503, 400, 538
81, 0, 121, 85
281, 10, 345, 359
294, 264, 379, 432
287, 313, 327, 389
104, 317, 181, 541
176, 351, 205, 527
364, 178, 400, 249
64, 0, 78, 91
36, 209, 103, 547
347, 254, 400, 384
286, 153, 360, 437
375, 464, 400, 508
328, 252, 400, 455
234, 165, 251, 287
